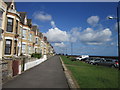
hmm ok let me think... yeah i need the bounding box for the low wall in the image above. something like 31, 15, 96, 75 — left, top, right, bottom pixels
2, 60, 13, 83
20, 55, 47, 72
2, 55, 47, 83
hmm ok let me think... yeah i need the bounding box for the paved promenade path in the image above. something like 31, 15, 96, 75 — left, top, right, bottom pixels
3, 56, 69, 88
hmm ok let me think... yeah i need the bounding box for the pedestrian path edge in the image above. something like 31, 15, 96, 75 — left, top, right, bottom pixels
59, 56, 80, 89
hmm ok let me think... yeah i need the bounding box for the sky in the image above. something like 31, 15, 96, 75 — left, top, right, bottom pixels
16, 2, 119, 56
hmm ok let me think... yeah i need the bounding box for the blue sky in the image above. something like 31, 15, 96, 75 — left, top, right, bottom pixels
16, 2, 118, 56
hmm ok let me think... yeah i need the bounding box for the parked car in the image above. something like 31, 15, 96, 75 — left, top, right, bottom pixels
75, 55, 89, 61
76, 57, 82, 61
89, 58, 104, 65
96, 59, 119, 68
81, 57, 89, 61
114, 60, 119, 68
85, 57, 96, 63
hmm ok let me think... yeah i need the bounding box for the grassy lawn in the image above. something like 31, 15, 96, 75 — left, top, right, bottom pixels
61, 55, 119, 88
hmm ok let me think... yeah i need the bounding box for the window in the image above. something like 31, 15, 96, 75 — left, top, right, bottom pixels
28, 32, 30, 41
35, 38, 38, 44
22, 44, 26, 53
15, 20, 18, 34
31, 46, 34, 54
28, 46, 31, 54
0, 10, 3, 28
22, 29, 27, 38
40, 49, 42, 54
19, 26, 22, 37
14, 40, 17, 55
30, 33, 32, 41
11, 5, 13, 9
5, 39, 12, 54
7, 17, 13, 32
35, 48, 37, 53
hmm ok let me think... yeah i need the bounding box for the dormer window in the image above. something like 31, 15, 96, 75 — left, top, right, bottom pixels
11, 5, 13, 9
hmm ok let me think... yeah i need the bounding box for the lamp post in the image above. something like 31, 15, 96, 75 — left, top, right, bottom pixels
71, 42, 73, 55
117, 4, 120, 70
108, 1, 120, 70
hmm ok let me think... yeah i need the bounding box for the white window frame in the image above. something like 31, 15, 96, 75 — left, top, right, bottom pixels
30, 33, 32, 41
0, 10, 3, 28
22, 29, 27, 39
22, 44, 26, 53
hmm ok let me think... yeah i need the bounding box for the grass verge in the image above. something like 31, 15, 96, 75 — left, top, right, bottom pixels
61, 55, 119, 88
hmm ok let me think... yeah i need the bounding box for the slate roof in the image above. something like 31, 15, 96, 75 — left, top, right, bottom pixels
44, 36, 47, 42
32, 26, 37, 31
5, 2, 12, 9
5, 1, 16, 10
18, 12, 26, 24
27, 19, 32, 27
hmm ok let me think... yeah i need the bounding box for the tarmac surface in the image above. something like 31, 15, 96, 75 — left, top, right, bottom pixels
3, 55, 69, 88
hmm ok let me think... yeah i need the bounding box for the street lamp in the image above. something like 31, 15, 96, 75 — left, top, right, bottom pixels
107, 16, 117, 19
107, 1, 120, 70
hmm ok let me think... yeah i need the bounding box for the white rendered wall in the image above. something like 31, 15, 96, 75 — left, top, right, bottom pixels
24, 55, 47, 71
18, 65, 21, 74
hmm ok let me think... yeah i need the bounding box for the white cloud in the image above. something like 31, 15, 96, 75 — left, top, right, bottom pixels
44, 21, 69, 43
79, 28, 112, 45
117, 43, 118, 47
32, 23, 39, 27
44, 15, 112, 46
44, 27, 69, 43
51, 21, 56, 28
68, 26, 112, 45
54, 42, 66, 47
115, 22, 120, 31
87, 16, 99, 26
33, 12, 52, 21
69, 27, 81, 42
110, 42, 114, 46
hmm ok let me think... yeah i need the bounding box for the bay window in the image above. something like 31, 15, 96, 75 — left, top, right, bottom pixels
5, 39, 12, 54
7, 17, 13, 32
20, 27, 22, 36
35, 38, 38, 44
30, 33, 32, 41
22, 29, 27, 39
22, 44, 26, 53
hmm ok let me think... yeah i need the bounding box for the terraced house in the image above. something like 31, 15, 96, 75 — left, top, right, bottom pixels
3, 1, 21, 57
1, 0, 55, 82
0, 0, 7, 59
19, 12, 33, 56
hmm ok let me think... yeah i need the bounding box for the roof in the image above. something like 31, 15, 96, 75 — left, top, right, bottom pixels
32, 26, 37, 31
32, 25, 40, 35
5, 2, 12, 9
38, 32, 43, 38
5, 0, 16, 10
44, 36, 47, 42
27, 19, 32, 27
19, 12, 27, 24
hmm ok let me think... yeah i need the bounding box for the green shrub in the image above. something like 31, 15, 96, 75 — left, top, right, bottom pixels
31, 53, 42, 59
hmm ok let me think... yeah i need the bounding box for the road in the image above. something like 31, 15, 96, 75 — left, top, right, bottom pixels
3, 55, 69, 88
